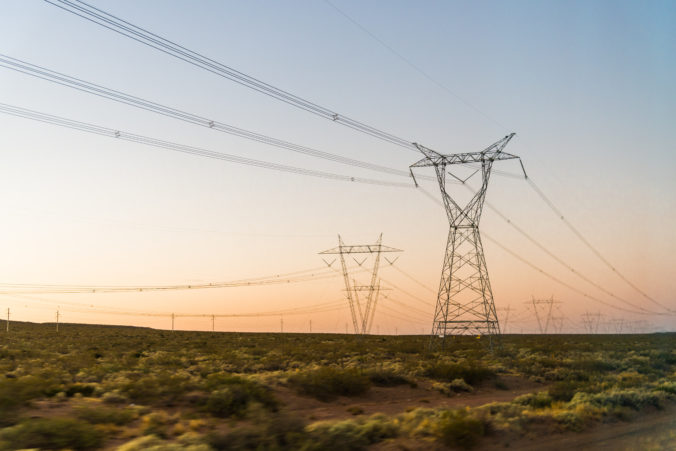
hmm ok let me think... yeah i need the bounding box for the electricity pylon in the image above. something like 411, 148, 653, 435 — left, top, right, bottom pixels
410, 134, 521, 342
319, 234, 401, 335
581, 312, 602, 334
527, 296, 560, 334
497, 306, 513, 334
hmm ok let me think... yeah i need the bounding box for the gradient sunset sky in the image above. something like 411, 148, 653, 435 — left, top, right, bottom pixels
0, 0, 674, 334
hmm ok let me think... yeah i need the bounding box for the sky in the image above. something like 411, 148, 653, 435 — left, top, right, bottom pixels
0, 0, 674, 334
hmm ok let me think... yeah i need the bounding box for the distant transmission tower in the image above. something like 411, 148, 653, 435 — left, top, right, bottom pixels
581, 312, 602, 334
410, 134, 522, 342
319, 234, 401, 335
527, 296, 560, 334
497, 306, 513, 334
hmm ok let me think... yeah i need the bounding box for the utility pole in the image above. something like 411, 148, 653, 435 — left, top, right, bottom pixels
410, 134, 523, 344
309, 319, 312, 333
211, 314, 215, 332
56, 309, 60, 332
320, 235, 401, 335
171, 313, 175, 331
280, 316, 284, 333
5, 308, 9, 332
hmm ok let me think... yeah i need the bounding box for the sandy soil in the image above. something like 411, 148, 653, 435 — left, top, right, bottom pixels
480, 403, 676, 451
276, 375, 545, 421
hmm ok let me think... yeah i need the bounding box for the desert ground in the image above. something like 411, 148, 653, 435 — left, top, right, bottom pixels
0, 322, 674, 450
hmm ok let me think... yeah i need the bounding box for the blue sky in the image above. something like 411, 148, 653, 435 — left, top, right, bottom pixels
0, 0, 674, 333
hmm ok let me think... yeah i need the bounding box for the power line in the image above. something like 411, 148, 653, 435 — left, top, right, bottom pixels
417, 185, 665, 316
527, 177, 673, 313
0, 265, 341, 295
3, 293, 347, 319
323, 0, 671, 315
0, 102, 412, 188
44, 0, 419, 151
379, 277, 435, 307
325, 0, 670, 316
484, 233, 660, 316
323, 0, 508, 134
377, 303, 429, 325
0, 54, 434, 182
382, 295, 433, 318
481, 198, 662, 314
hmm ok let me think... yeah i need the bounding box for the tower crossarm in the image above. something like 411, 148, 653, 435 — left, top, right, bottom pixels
410, 133, 518, 168
412, 133, 521, 346
319, 244, 403, 254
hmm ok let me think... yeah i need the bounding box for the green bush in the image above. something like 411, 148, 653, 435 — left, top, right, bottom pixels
515, 391, 553, 409
449, 378, 474, 393
75, 405, 137, 425
289, 367, 371, 401
205, 387, 250, 418
571, 389, 664, 411
207, 415, 307, 450
423, 362, 495, 385
305, 415, 397, 451
0, 375, 61, 425
367, 368, 412, 387
66, 383, 96, 397
120, 372, 194, 405
200, 375, 278, 418
548, 381, 578, 402
437, 409, 485, 449
0, 417, 103, 450
568, 359, 616, 373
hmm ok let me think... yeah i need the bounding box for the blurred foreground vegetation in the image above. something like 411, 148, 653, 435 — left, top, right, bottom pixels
0, 321, 674, 449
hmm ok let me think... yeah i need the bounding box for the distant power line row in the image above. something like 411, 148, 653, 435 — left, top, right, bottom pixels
1, 0, 668, 324
418, 186, 672, 317
0, 265, 364, 295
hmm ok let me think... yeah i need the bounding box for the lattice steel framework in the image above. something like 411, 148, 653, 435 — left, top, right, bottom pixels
319, 234, 401, 335
410, 134, 520, 341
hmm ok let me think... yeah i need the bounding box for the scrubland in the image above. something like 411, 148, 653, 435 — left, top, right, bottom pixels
0, 322, 674, 450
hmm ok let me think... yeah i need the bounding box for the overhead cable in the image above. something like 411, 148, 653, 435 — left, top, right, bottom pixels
484, 233, 661, 316
4, 293, 347, 318
0, 266, 345, 295
481, 197, 660, 314
0, 54, 434, 182
418, 186, 664, 316
44, 0, 418, 151
0, 103, 412, 188
323, 0, 508, 134
388, 264, 436, 294
527, 177, 673, 313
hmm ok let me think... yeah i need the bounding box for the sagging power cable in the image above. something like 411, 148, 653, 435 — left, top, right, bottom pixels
527, 177, 673, 313
0, 54, 434, 182
44, 0, 419, 151
0, 102, 412, 188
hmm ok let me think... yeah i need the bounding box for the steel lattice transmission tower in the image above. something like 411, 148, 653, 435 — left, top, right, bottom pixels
527, 296, 561, 334
410, 134, 521, 341
320, 234, 402, 335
